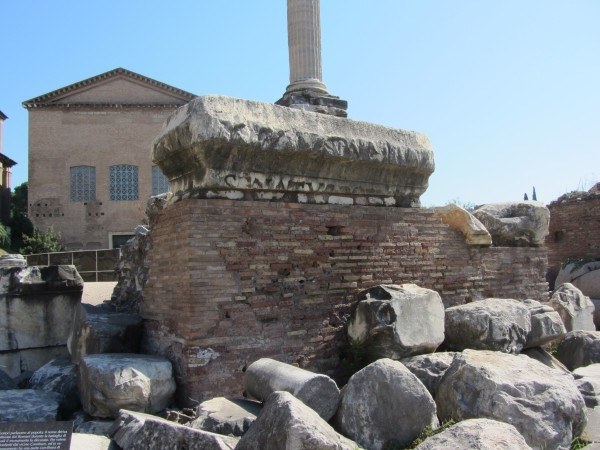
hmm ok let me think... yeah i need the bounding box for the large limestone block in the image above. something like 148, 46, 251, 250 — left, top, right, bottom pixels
110, 409, 238, 450
521, 347, 571, 375
0, 265, 83, 352
556, 261, 600, 298
79, 353, 176, 418
348, 284, 445, 360
414, 418, 531, 450
188, 397, 261, 437
334, 358, 438, 450
555, 330, 600, 370
153, 95, 435, 207
472, 201, 549, 246
244, 358, 339, 421
236, 391, 359, 450
573, 364, 600, 407
436, 204, 492, 245
550, 283, 596, 331
0, 389, 60, 422
68, 304, 143, 364
0, 254, 27, 268
28, 357, 80, 418
401, 352, 457, 397
436, 349, 587, 450
443, 298, 531, 353
522, 299, 566, 348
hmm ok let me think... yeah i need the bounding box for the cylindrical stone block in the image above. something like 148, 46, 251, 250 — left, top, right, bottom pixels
244, 358, 340, 420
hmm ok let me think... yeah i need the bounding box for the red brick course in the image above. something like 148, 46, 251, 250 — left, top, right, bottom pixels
546, 194, 600, 287
142, 199, 548, 405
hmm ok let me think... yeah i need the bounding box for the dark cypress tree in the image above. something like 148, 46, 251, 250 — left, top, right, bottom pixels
532, 186, 537, 201
523, 193, 529, 200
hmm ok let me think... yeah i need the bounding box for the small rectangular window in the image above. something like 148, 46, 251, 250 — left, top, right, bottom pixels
151, 165, 170, 196
70, 166, 96, 201
110, 164, 139, 201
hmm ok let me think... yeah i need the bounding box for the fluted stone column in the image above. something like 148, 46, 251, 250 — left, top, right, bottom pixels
276, 0, 348, 117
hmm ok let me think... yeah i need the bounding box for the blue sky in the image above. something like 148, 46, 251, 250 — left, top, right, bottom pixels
1, 1, 598, 206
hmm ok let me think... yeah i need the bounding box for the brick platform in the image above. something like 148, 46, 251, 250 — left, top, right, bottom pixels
142, 199, 548, 405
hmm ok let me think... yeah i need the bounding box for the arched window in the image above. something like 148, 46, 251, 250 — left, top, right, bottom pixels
109, 164, 138, 201
70, 166, 96, 201
151, 165, 170, 196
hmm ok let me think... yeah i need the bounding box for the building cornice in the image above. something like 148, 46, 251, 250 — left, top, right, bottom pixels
24, 103, 184, 110
22, 67, 196, 109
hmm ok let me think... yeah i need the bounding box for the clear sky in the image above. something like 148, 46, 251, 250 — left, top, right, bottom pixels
1, 1, 598, 206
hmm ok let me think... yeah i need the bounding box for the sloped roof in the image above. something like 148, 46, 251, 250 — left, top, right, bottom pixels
0, 153, 17, 167
0, 110, 7, 120
23, 67, 196, 109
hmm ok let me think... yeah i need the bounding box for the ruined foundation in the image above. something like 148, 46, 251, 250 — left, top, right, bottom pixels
142, 95, 548, 405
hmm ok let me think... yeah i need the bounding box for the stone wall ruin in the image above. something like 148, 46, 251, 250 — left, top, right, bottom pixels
140, 95, 549, 405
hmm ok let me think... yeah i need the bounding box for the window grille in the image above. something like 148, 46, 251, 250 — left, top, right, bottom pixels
151, 165, 170, 196
70, 166, 96, 201
109, 164, 139, 201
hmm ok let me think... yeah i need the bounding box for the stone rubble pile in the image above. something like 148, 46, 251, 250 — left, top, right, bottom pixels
2, 277, 600, 449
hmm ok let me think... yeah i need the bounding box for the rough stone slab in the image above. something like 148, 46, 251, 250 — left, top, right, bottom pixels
582, 406, 600, 443
523, 299, 566, 348
70, 433, 118, 450
348, 284, 445, 361
244, 358, 340, 421
556, 261, 600, 298
74, 420, 114, 436
472, 201, 549, 247
0, 367, 17, 390
236, 391, 359, 450
110, 409, 238, 450
153, 95, 435, 206
555, 330, 600, 370
436, 204, 492, 245
0, 389, 60, 422
436, 349, 587, 450
413, 418, 531, 450
334, 358, 438, 450
28, 357, 80, 418
444, 298, 531, 353
574, 364, 600, 408
0, 266, 82, 352
188, 397, 261, 437
68, 304, 143, 364
79, 353, 176, 418
521, 347, 571, 375
401, 352, 457, 397
550, 283, 596, 332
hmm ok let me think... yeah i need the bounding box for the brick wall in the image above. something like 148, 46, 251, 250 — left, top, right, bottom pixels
142, 199, 548, 405
546, 194, 600, 287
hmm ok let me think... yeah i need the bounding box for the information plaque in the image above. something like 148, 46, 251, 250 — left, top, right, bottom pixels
0, 421, 72, 450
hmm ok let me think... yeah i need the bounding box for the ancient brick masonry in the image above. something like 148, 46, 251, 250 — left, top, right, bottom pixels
142, 199, 548, 405
546, 187, 600, 287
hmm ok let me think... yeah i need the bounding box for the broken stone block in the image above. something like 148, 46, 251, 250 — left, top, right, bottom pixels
556, 260, 600, 299
28, 357, 80, 418
521, 347, 571, 375
236, 391, 358, 450
153, 95, 435, 207
68, 304, 143, 364
188, 397, 262, 437
555, 330, 600, 370
401, 352, 457, 397
0, 389, 60, 422
0, 254, 27, 268
79, 353, 176, 418
472, 201, 549, 247
444, 298, 531, 353
244, 358, 340, 421
522, 299, 566, 348
110, 409, 239, 450
413, 418, 531, 450
573, 364, 600, 408
436, 350, 587, 449
0, 265, 83, 377
0, 368, 17, 390
549, 283, 596, 331
436, 204, 492, 246
334, 359, 438, 450
347, 284, 445, 361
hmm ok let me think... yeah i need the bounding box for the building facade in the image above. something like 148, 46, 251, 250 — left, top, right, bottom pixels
0, 111, 17, 225
24, 68, 195, 249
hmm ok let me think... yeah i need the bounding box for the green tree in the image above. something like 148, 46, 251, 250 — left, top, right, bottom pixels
8, 182, 33, 252
20, 226, 63, 254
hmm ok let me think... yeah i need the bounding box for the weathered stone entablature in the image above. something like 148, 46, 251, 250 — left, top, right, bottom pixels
153, 95, 435, 207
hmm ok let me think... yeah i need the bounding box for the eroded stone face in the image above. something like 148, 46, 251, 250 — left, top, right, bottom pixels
153, 95, 435, 206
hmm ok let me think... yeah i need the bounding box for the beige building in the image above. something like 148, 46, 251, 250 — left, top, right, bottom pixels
24, 68, 195, 249
0, 110, 17, 225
